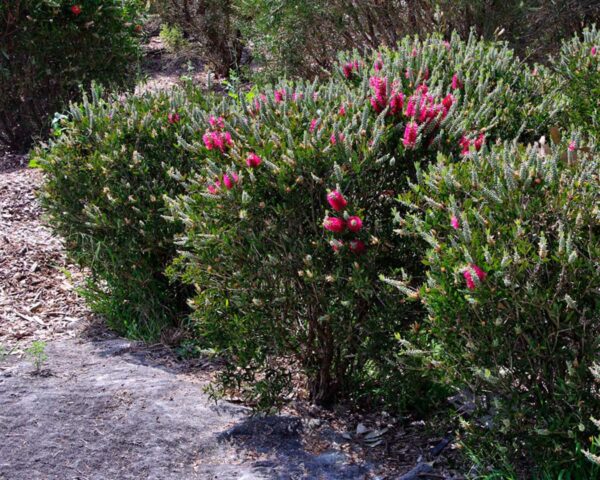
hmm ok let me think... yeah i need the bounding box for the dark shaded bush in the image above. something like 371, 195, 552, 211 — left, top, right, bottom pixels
394, 138, 600, 475
32, 84, 215, 339
0, 0, 143, 151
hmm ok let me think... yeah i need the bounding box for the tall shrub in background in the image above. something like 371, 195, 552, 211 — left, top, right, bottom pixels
167, 32, 551, 408
33, 85, 215, 339
0, 0, 143, 151
392, 139, 600, 475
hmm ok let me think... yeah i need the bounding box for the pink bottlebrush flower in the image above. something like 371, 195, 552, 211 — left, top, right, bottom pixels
459, 135, 471, 155
347, 216, 363, 232
568, 141, 577, 151
442, 94, 455, 111
374, 56, 383, 71
592, 46, 597, 56
423, 67, 430, 81
323, 217, 346, 233
274, 89, 285, 103
209, 116, 225, 129
405, 96, 417, 118
330, 133, 344, 145
471, 264, 487, 282
474, 133, 485, 151
246, 152, 262, 168
416, 84, 428, 95
223, 174, 234, 190
411, 47, 418, 57
349, 239, 366, 255
168, 112, 180, 124
342, 62, 356, 79
207, 184, 218, 194
203, 132, 214, 150
443, 40, 451, 50
339, 104, 346, 116
370, 96, 385, 113
231, 171, 239, 183
389, 92, 405, 115
327, 191, 348, 212
463, 270, 476, 290
309, 118, 318, 133
451, 74, 463, 90
330, 239, 344, 253
451, 215, 460, 230
403, 122, 418, 148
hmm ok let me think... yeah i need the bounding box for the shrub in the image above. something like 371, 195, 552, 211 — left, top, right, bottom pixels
551, 25, 600, 137
33, 84, 215, 339
393, 138, 600, 474
167, 32, 551, 408
0, 0, 144, 151
159, 23, 188, 53
149, 0, 243, 77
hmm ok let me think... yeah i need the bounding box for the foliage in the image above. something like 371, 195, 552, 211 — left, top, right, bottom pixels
0, 0, 144, 151
550, 25, 600, 137
148, 0, 242, 77
167, 32, 551, 408
26, 341, 48, 373
393, 138, 600, 474
32, 84, 214, 339
159, 23, 188, 52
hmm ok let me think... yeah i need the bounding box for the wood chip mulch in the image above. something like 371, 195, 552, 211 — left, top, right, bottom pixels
0, 154, 94, 353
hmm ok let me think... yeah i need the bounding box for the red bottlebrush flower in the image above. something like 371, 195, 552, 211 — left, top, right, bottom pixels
451, 74, 463, 90
415, 84, 428, 95
327, 191, 348, 212
442, 94, 455, 111
339, 104, 346, 116
463, 270, 476, 290
471, 264, 487, 282
168, 112, 180, 124
330, 239, 344, 253
349, 239, 366, 255
246, 152, 262, 168
474, 133, 485, 151
70, 4, 82, 15
459, 135, 471, 155
592, 46, 598, 56
347, 216, 363, 232
309, 118, 318, 133
223, 174, 235, 190
403, 122, 418, 148
323, 217, 346, 233
451, 215, 460, 230
342, 62, 356, 79
389, 92, 405, 115
370, 96, 384, 113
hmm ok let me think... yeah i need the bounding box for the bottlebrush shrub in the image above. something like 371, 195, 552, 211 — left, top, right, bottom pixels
32, 84, 215, 339
391, 139, 600, 473
0, 0, 143, 151
551, 25, 600, 137
166, 31, 544, 408
337, 30, 555, 143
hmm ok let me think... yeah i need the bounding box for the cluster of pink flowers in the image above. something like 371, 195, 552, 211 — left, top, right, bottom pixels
592, 46, 598, 56
203, 130, 233, 152
330, 133, 345, 145
342, 60, 360, 79
462, 264, 487, 290
168, 112, 180, 124
208, 115, 225, 129
323, 191, 366, 255
459, 133, 485, 156
207, 172, 239, 194
246, 152, 262, 168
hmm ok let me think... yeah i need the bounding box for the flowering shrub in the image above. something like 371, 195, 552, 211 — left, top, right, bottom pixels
167, 33, 551, 408
32, 84, 214, 339
0, 0, 143, 150
551, 25, 600, 137
392, 139, 600, 474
